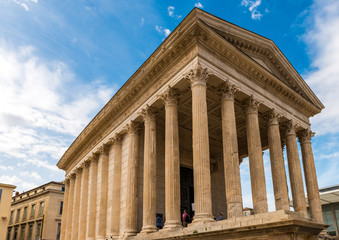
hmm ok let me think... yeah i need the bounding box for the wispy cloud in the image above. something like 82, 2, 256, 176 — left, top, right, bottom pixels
167, 6, 182, 19
155, 25, 171, 38
241, 0, 263, 20
195, 2, 204, 8
140, 17, 145, 26
11, 0, 38, 11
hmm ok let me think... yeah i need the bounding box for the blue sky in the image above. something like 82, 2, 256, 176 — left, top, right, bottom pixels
0, 0, 338, 211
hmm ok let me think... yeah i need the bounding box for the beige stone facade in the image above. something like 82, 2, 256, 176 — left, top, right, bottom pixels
57, 8, 327, 240
6, 181, 64, 240
0, 183, 16, 240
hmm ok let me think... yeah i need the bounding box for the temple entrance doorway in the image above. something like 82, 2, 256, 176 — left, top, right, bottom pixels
180, 166, 194, 221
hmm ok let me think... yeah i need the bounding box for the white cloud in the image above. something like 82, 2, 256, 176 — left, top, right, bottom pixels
168, 6, 175, 17
241, 0, 263, 20
301, 0, 339, 135
155, 25, 171, 38
0, 175, 37, 193
195, 2, 203, 8
140, 17, 145, 26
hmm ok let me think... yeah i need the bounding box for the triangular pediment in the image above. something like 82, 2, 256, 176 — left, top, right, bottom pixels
194, 9, 324, 110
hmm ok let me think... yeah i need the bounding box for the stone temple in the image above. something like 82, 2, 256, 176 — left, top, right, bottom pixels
57, 8, 327, 240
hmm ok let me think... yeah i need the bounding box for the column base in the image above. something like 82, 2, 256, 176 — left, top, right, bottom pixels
163, 220, 182, 230
123, 230, 137, 237
191, 213, 215, 225
140, 225, 158, 233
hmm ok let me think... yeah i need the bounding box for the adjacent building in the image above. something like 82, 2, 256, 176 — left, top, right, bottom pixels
57, 8, 326, 240
0, 183, 16, 240
7, 181, 64, 240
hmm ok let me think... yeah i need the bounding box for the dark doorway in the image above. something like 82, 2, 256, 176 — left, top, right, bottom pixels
180, 167, 194, 219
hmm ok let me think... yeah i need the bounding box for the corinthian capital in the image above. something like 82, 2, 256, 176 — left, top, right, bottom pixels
108, 133, 123, 146
243, 95, 261, 114
140, 105, 158, 122
219, 80, 238, 99
99, 144, 110, 156
297, 129, 315, 144
185, 62, 209, 87
124, 120, 141, 135
160, 86, 180, 107
266, 109, 282, 126
284, 120, 299, 136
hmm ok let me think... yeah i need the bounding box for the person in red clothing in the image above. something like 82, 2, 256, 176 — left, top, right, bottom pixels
182, 210, 190, 227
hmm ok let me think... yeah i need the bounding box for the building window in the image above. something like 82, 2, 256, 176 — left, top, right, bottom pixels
35, 223, 41, 240
30, 204, 36, 219
20, 226, 25, 240
0, 188, 2, 202
9, 211, 14, 224
56, 222, 61, 240
59, 201, 63, 215
13, 227, 18, 240
27, 224, 33, 240
7, 228, 11, 240
23, 206, 28, 221
38, 201, 44, 217
61, 187, 65, 192
15, 209, 21, 223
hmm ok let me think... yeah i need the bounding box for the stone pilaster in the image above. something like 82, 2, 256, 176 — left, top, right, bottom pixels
71, 168, 82, 240
98, 145, 110, 238
160, 87, 182, 229
285, 120, 307, 217
298, 129, 323, 223
66, 174, 75, 240
60, 178, 69, 240
186, 63, 214, 223
244, 95, 268, 214
267, 110, 289, 211
78, 160, 90, 240
109, 134, 123, 237
124, 121, 140, 236
141, 106, 158, 233
219, 81, 243, 218
87, 154, 99, 239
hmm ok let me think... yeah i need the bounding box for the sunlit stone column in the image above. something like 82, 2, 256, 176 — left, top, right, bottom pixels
298, 129, 323, 223
186, 63, 214, 223
124, 121, 140, 236
78, 160, 90, 240
285, 120, 307, 217
219, 81, 243, 218
141, 106, 158, 233
244, 95, 268, 214
60, 178, 69, 240
110, 134, 123, 237
66, 174, 75, 240
267, 110, 289, 211
160, 87, 182, 229
98, 145, 109, 238
87, 154, 98, 239
71, 169, 82, 240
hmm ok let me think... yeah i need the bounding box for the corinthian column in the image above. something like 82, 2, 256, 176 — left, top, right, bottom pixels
66, 174, 75, 240
244, 95, 268, 214
60, 178, 69, 240
219, 81, 243, 218
141, 106, 158, 233
285, 120, 307, 217
160, 87, 182, 229
124, 121, 140, 236
109, 134, 123, 237
78, 160, 90, 240
298, 129, 323, 223
186, 63, 214, 223
267, 110, 289, 211
98, 145, 110, 238
71, 168, 82, 240
87, 154, 98, 239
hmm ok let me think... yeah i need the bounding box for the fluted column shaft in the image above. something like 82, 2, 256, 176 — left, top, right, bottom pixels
110, 135, 123, 236
141, 107, 158, 233
98, 146, 109, 238
220, 81, 243, 218
298, 129, 323, 223
78, 162, 90, 240
87, 156, 98, 239
66, 175, 75, 240
267, 110, 289, 211
187, 64, 213, 223
161, 87, 182, 229
71, 170, 82, 240
124, 122, 140, 236
285, 121, 307, 217
245, 96, 268, 214
60, 179, 69, 240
